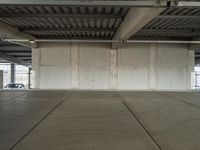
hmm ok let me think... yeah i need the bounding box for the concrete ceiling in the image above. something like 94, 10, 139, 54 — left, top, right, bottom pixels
132, 7, 200, 40
0, 41, 31, 66
0, 5, 129, 39
0, 0, 199, 40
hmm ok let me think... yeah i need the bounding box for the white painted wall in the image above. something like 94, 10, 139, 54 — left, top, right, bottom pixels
32, 42, 194, 90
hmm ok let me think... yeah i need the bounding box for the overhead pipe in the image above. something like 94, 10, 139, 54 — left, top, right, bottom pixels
127, 40, 200, 44
3, 39, 120, 43
3, 39, 200, 44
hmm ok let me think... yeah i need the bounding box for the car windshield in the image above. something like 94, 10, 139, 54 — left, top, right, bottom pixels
6, 84, 19, 88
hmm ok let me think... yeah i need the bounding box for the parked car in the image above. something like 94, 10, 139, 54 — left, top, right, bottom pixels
4, 83, 25, 90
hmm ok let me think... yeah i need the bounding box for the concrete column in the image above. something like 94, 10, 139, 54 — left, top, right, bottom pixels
71, 42, 79, 89
110, 49, 118, 89
148, 43, 157, 90
187, 50, 195, 89
10, 63, 15, 83
0, 70, 3, 89
28, 68, 31, 89
32, 48, 40, 88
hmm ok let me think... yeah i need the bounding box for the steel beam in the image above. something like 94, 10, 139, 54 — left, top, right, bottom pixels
196, 54, 200, 58
0, 21, 34, 39
0, 0, 166, 7
141, 29, 196, 32
0, 51, 27, 65
0, 13, 122, 19
14, 56, 31, 59
157, 15, 200, 19
112, 7, 165, 48
2, 50, 31, 53
195, 57, 200, 65
20, 27, 117, 32
6, 52, 31, 56
0, 45, 31, 51
0, 21, 36, 48
127, 40, 200, 44
140, 29, 200, 37
178, 1, 200, 7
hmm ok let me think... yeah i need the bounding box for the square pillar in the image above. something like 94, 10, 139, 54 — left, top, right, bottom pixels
10, 63, 15, 83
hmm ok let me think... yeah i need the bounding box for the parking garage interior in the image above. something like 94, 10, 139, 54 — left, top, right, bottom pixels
0, 0, 200, 150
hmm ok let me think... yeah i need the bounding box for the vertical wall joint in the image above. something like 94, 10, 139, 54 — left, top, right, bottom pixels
110, 49, 118, 89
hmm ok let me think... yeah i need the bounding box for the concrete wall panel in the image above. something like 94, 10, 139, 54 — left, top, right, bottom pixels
157, 68, 187, 90
118, 44, 149, 89
40, 43, 70, 66
39, 66, 71, 89
32, 42, 193, 90
157, 44, 188, 90
79, 43, 110, 89
38, 43, 71, 89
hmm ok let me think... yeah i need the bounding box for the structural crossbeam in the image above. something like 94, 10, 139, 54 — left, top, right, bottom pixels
157, 15, 200, 20
140, 29, 200, 37
0, 51, 29, 65
20, 27, 117, 32
0, 13, 122, 19
0, 0, 166, 7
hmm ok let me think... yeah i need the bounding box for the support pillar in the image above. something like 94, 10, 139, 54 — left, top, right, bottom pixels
10, 63, 15, 83
0, 70, 3, 89
28, 68, 31, 89
187, 50, 195, 89
32, 48, 40, 88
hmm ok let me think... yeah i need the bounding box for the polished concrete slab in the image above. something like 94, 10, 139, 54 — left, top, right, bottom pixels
0, 91, 200, 150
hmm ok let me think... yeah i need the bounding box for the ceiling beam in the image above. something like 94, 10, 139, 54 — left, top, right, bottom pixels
16, 57, 31, 60
1, 50, 31, 53
178, 1, 200, 7
0, 45, 31, 51
140, 29, 200, 37
196, 54, 200, 58
0, 0, 167, 7
0, 21, 37, 48
0, 51, 29, 66
189, 44, 200, 50
195, 58, 200, 65
157, 15, 200, 20
0, 21, 33, 39
0, 13, 122, 19
5, 52, 31, 56
20, 27, 117, 32
141, 29, 197, 32
112, 7, 165, 49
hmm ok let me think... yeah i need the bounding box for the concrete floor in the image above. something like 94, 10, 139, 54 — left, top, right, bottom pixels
0, 91, 200, 150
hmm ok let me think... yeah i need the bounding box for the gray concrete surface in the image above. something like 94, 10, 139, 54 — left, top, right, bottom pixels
0, 91, 200, 150
0, 90, 69, 150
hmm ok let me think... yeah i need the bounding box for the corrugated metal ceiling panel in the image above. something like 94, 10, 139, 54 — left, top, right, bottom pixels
0, 5, 129, 39
132, 7, 200, 40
